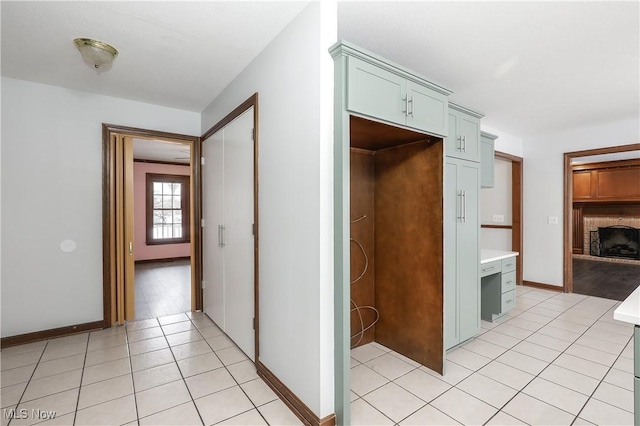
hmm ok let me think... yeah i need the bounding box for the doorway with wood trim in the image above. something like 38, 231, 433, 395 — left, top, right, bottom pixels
102, 125, 201, 326
563, 143, 640, 295
480, 151, 524, 285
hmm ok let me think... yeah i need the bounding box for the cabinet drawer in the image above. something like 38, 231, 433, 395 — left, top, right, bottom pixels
502, 271, 516, 294
481, 260, 501, 277
502, 257, 516, 273
501, 290, 516, 312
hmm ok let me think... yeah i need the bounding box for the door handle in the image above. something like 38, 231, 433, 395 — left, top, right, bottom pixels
129, 242, 133, 256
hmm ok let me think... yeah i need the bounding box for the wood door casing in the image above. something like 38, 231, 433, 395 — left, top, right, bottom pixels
373, 140, 444, 373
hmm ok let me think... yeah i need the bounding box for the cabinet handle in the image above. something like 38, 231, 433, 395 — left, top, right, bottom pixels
129, 242, 133, 256
457, 191, 463, 221
221, 225, 226, 247
462, 135, 467, 152
404, 95, 409, 116
506, 280, 513, 285
457, 136, 463, 151
218, 225, 222, 247
505, 299, 513, 304
409, 95, 414, 117
462, 190, 467, 223
482, 266, 496, 272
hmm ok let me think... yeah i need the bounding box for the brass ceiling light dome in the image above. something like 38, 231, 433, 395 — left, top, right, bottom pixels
73, 38, 118, 71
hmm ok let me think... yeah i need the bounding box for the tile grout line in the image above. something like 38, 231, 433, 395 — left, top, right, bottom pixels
4, 341, 49, 426
126, 320, 149, 426
193, 312, 273, 425
151, 315, 208, 426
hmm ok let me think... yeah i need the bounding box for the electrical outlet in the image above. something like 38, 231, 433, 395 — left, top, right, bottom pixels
548, 216, 559, 225
493, 214, 505, 223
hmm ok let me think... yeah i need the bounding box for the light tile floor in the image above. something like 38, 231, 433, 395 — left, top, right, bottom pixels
351, 286, 636, 425
134, 260, 191, 320
1, 312, 302, 426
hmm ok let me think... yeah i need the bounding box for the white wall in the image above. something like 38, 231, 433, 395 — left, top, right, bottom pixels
482, 124, 523, 158
481, 158, 512, 251
1, 77, 200, 337
200, 3, 335, 418
523, 116, 640, 286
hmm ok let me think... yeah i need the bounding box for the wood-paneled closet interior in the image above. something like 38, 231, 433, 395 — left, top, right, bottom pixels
350, 115, 444, 373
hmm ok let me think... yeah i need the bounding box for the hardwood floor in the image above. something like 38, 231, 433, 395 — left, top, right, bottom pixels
134, 259, 191, 320
573, 258, 640, 301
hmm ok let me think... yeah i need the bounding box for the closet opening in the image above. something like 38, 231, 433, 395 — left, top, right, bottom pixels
349, 115, 445, 373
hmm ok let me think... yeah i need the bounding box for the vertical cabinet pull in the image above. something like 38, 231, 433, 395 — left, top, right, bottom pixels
457, 191, 463, 221
221, 225, 226, 247
462, 190, 467, 223
409, 95, 414, 117
218, 225, 222, 247
129, 242, 133, 256
404, 95, 409, 115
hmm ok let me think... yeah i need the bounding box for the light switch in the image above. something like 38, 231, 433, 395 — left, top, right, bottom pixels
493, 215, 505, 223
548, 216, 559, 225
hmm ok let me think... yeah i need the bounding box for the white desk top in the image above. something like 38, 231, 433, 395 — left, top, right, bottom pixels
481, 249, 519, 264
614, 286, 640, 325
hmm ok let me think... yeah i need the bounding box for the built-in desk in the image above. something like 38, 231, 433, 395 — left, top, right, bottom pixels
480, 250, 519, 322
613, 286, 640, 425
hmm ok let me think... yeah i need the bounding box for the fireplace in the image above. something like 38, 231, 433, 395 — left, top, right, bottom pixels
590, 225, 640, 260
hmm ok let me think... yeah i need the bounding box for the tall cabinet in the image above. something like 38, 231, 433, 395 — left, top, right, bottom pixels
445, 104, 483, 350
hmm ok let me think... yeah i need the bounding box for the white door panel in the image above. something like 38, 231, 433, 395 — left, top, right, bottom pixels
203, 130, 225, 328
223, 108, 255, 360
202, 107, 255, 361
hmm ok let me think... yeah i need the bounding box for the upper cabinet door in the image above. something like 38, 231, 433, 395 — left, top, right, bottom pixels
445, 106, 483, 162
458, 114, 481, 162
406, 81, 448, 137
347, 56, 407, 127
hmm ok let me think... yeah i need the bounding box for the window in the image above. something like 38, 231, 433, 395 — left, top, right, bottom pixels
146, 174, 190, 244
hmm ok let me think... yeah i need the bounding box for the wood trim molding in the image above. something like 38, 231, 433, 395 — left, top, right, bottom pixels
256, 361, 336, 426
572, 158, 640, 171
491, 150, 524, 285
134, 158, 190, 167
1, 320, 104, 348
103, 124, 201, 325
522, 281, 563, 292
134, 256, 190, 264
563, 143, 640, 294
495, 151, 522, 163
481, 224, 513, 229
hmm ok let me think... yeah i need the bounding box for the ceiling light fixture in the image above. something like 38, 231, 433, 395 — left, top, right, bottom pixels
73, 38, 118, 71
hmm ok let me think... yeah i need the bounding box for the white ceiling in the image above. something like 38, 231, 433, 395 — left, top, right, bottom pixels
133, 138, 190, 164
1, 1, 308, 112
2, 2, 638, 139
338, 1, 640, 136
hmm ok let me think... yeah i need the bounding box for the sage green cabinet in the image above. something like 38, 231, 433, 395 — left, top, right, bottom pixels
446, 103, 483, 163
481, 255, 518, 322
347, 55, 450, 137
445, 158, 480, 350
481, 131, 498, 188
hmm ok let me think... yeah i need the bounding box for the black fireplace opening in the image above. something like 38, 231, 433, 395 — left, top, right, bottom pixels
590, 225, 640, 260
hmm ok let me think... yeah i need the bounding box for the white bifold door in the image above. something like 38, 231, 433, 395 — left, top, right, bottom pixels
202, 107, 255, 361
